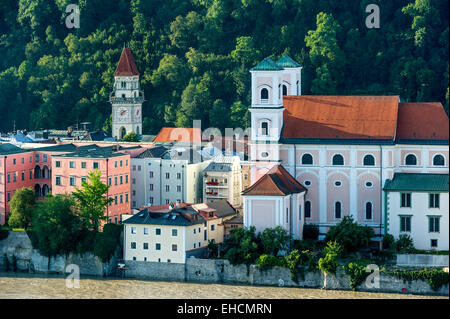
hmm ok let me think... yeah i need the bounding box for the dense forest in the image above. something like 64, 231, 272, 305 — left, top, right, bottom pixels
0, 0, 448, 134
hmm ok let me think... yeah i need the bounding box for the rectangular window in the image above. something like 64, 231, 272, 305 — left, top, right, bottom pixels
120, 194, 123, 204
172, 244, 177, 252
299, 205, 302, 220
165, 185, 170, 192
204, 229, 207, 241
108, 177, 112, 186
165, 199, 170, 204
149, 184, 153, 191
55, 161, 61, 168
400, 216, 411, 232
126, 159, 128, 166
431, 239, 438, 248
143, 243, 148, 250
194, 229, 196, 234
428, 216, 440, 233
114, 161, 117, 168
172, 229, 178, 236
211, 224, 215, 231
29, 170, 33, 180
165, 173, 170, 179
21, 171, 25, 181
12, 158, 16, 165
131, 242, 136, 249
7, 192, 11, 202
156, 243, 161, 251
55, 176, 61, 186
7, 173, 10, 183
149, 197, 153, 204
70, 176, 76, 186
286, 208, 289, 223
144, 228, 148, 235
149, 171, 153, 178
114, 196, 118, 205
132, 165, 136, 171
131, 227, 136, 234
21, 157, 24, 164
138, 165, 141, 171
177, 173, 181, 180
120, 160, 123, 167
69, 161, 75, 168
177, 186, 181, 192
81, 162, 86, 169
13, 173, 16, 182
132, 178, 136, 185
43, 154, 48, 162
115, 176, 118, 185
401, 193, 411, 208
429, 194, 440, 208
125, 175, 128, 184
156, 228, 161, 235
125, 193, 129, 203
29, 156, 33, 163
93, 162, 99, 169
120, 175, 123, 185
35, 154, 40, 162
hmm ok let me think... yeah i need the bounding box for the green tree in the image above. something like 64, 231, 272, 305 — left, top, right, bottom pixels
72, 170, 113, 231
258, 226, 291, 256
32, 194, 85, 259
122, 131, 139, 142
8, 187, 35, 229
324, 216, 375, 253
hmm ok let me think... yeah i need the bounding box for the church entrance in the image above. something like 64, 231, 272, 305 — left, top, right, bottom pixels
120, 127, 126, 139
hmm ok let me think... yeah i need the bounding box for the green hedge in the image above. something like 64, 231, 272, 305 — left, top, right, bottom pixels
386, 268, 449, 291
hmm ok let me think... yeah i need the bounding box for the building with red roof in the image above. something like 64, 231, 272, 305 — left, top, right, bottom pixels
245, 56, 449, 245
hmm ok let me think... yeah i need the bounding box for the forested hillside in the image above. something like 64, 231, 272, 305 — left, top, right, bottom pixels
0, 0, 448, 134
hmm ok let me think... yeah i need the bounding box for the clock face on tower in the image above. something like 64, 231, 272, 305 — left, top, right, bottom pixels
117, 107, 128, 122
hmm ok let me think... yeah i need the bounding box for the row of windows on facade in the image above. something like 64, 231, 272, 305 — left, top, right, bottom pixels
0, 154, 48, 166
399, 215, 441, 240
130, 225, 215, 236
55, 159, 128, 169
400, 193, 440, 208
296, 153, 446, 166
300, 201, 374, 221
6, 170, 35, 183
109, 193, 129, 205
259, 84, 299, 102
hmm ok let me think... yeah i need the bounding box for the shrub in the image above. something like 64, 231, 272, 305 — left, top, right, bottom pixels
303, 224, 319, 240
293, 239, 317, 252
285, 249, 317, 283
258, 226, 291, 256
395, 234, 415, 253
382, 234, 396, 250
318, 241, 343, 275
325, 216, 375, 253
223, 227, 259, 266
255, 254, 286, 270
343, 261, 370, 291
93, 223, 123, 263
387, 268, 449, 291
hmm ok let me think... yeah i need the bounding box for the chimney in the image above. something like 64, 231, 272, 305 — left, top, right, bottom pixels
112, 144, 119, 152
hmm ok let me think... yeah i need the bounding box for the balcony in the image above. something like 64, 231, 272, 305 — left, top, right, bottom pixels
109, 91, 145, 104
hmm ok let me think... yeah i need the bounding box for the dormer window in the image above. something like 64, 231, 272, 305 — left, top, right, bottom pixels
261, 122, 269, 136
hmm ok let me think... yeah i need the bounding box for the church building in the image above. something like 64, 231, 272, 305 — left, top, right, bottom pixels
243, 55, 449, 247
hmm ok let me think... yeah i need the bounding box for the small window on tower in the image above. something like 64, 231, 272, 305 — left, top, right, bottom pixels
261, 122, 269, 136
283, 85, 288, 96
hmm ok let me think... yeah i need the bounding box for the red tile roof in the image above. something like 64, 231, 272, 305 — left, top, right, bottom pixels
396, 102, 449, 141
242, 165, 307, 196
282, 96, 399, 141
153, 127, 202, 143
114, 48, 140, 76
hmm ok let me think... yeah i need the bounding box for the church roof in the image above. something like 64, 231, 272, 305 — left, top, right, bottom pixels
250, 57, 284, 71
242, 165, 306, 196
396, 102, 449, 143
276, 55, 301, 68
281, 95, 400, 144
114, 48, 140, 76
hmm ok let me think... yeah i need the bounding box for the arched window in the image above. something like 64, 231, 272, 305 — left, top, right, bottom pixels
278, 84, 281, 99
433, 154, 445, 166
405, 154, 417, 165
301, 154, 313, 165
260, 88, 269, 101
363, 154, 375, 166
282, 85, 288, 96
335, 202, 342, 219
332, 154, 344, 165
296, 80, 299, 95
305, 201, 311, 218
365, 202, 373, 220
261, 122, 269, 136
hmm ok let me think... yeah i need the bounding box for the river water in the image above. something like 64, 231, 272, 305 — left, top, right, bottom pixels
0, 272, 445, 299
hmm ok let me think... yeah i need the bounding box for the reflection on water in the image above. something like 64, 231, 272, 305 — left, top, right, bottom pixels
0, 272, 445, 299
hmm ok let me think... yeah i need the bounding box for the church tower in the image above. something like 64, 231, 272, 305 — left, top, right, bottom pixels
110, 48, 144, 140
249, 55, 302, 183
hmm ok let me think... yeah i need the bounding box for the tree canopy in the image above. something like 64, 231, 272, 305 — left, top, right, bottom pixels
0, 0, 448, 135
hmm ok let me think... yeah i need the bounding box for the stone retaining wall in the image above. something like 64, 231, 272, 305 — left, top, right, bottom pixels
397, 254, 449, 267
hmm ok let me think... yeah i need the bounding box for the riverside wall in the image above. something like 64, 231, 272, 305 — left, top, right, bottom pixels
1, 231, 448, 296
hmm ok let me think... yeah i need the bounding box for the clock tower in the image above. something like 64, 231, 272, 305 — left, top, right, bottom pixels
110, 47, 144, 140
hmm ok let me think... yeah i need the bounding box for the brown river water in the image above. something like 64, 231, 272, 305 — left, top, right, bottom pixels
0, 272, 446, 299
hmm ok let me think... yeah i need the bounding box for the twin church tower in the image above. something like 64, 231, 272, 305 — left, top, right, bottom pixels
110, 48, 302, 140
